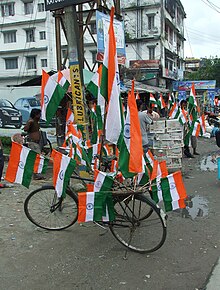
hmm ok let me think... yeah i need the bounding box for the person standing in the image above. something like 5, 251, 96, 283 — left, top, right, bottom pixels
136, 100, 153, 153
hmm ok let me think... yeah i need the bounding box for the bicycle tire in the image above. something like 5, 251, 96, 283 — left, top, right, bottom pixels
24, 185, 78, 231
109, 194, 167, 253
41, 138, 52, 157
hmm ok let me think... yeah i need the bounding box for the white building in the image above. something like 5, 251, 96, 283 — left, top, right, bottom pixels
121, 0, 186, 89
0, 0, 185, 90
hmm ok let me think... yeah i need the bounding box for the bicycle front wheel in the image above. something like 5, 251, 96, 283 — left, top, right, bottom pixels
24, 186, 78, 230
109, 194, 167, 253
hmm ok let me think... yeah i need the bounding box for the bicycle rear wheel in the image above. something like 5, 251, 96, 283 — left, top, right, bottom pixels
24, 185, 78, 230
109, 194, 167, 253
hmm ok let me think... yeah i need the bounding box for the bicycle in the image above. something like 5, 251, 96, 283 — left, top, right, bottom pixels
24, 170, 167, 254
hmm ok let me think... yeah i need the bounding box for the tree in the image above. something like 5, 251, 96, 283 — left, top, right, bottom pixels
185, 57, 220, 87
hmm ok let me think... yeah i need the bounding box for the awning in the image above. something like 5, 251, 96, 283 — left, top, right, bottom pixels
123, 80, 169, 94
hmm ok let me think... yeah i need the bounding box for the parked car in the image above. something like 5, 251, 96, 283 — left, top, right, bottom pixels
14, 96, 56, 127
0, 99, 22, 128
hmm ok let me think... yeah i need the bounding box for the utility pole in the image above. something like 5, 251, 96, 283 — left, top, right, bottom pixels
63, 5, 88, 138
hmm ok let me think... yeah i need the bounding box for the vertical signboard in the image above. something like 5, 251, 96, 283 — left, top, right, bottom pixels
69, 62, 86, 125
96, 11, 126, 64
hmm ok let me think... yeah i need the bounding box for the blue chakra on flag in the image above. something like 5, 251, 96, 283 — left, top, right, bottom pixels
44, 95, 49, 104
19, 161, 24, 169
95, 180, 102, 189
124, 123, 131, 139
169, 182, 176, 190
86, 203, 94, 210
59, 170, 64, 180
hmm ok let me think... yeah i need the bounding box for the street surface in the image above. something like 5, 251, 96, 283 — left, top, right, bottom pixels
0, 133, 219, 290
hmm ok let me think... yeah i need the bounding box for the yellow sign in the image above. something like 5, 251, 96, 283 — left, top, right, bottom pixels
70, 63, 86, 125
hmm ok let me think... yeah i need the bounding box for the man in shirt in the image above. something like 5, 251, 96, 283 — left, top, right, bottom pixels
136, 100, 153, 153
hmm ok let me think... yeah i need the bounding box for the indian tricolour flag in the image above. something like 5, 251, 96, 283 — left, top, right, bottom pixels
157, 94, 165, 109
100, 7, 123, 145
5, 142, 37, 188
178, 109, 188, 125
169, 103, 180, 119
78, 170, 115, 222
144, 149, 154, 175
192, 121, 201, 137
51, 70, 70, 92
151, 160, 168, 203
160, 171, 187, 212
149, 93, 157, 108
34, 154, 49, 174
51, 149, 76, 198
199, 114, 206, 135
119, 79, 143, 178
41, 70, 66, 124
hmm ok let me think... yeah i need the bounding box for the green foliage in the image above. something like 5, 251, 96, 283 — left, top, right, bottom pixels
1, 137, 11, 147
186, 57, 220, 87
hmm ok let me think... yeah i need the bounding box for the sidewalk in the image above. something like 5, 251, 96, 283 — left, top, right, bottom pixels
205, 257, 220, 290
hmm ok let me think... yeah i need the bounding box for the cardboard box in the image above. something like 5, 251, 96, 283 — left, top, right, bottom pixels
153, 147, 182, 158
155, 131, 183, 141
153, 139, 183, 149
149, 120, 166, 133
166, 119, 183, 132
165, 157, 182, 169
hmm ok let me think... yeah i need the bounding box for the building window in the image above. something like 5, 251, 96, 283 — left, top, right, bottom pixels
90, 22, 97, 34
26, 56, 36, 69
91, 50, 97, 63
1, 3, 15, 17
3, 31, 16, 43
39, 31, 46, 40
41, 59, 47, 67
5, 58, 18, 69
148, 15, 155, 30
62, 49, 68, 59
148, 47, 155, 60
38, 3, 45, 12
24, 2, 33, 15
26, 29, 35, 42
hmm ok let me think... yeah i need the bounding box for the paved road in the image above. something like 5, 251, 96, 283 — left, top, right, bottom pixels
0, 137, 219, 290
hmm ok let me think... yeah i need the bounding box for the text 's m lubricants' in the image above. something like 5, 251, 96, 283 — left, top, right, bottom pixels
70, 62, 86, 125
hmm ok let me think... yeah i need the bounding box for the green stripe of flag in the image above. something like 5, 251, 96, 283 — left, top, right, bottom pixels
62, 158, 76, 197
46, 85, 66, 124
23, 150, 37, 188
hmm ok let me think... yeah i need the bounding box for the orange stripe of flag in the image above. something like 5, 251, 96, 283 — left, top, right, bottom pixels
173, 171, 187, 199
51, 150, 63, 187
41, 70, 49, 108
108, 7, 116, 103
159, 160, 168, 178
178, 199, 186, 209
129, 79, 143, 173
34, 154, 41, 173
5, 142, 22, 183
78, 192, 87, 222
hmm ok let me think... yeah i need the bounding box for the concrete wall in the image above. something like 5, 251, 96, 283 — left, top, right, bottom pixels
0, 86, 41, 104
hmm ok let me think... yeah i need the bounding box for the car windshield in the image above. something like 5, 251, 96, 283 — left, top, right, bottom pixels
0, 100, 13, 108
28, 99, 40, 107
